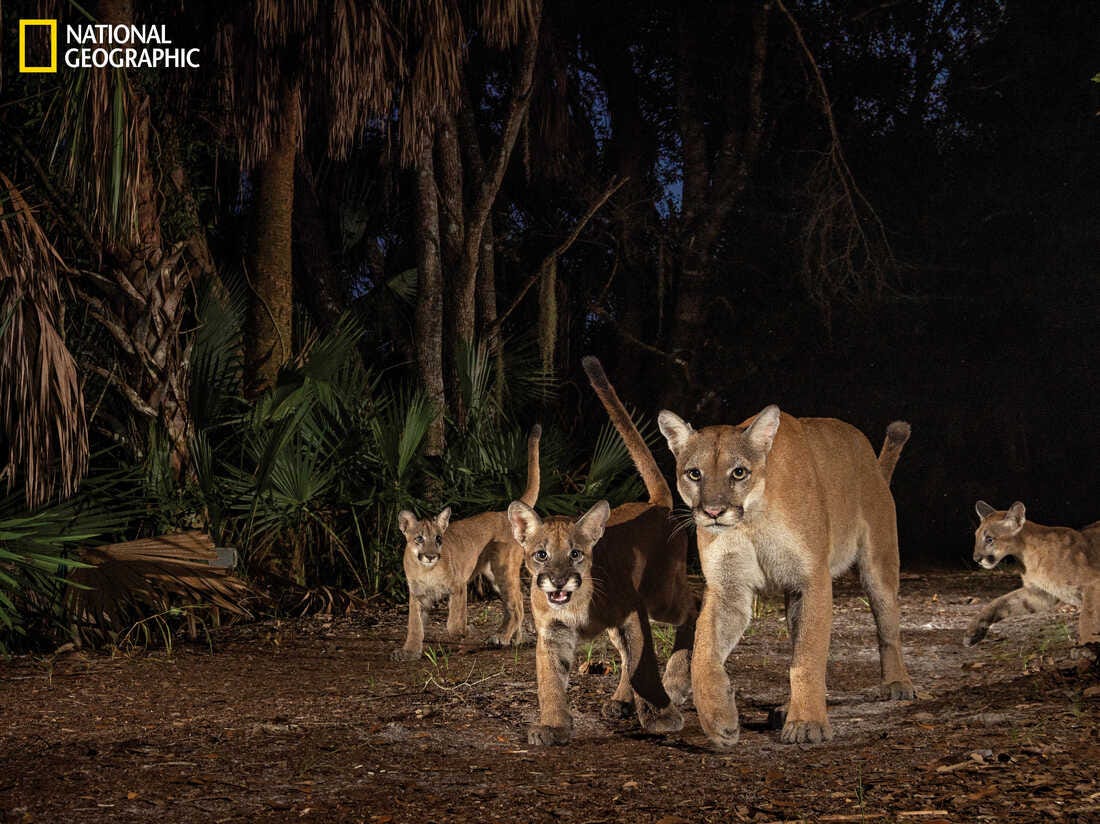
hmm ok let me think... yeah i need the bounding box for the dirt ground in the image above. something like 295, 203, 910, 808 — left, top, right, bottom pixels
2, 569, 1099, 824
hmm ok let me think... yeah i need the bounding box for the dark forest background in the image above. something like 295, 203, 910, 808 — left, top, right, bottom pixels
0, 0, 1097, 649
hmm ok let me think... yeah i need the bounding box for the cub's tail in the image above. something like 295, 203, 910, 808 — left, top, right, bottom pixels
519, 424, 542, 507
878, 421, 911, 484
581, 356, 673, 509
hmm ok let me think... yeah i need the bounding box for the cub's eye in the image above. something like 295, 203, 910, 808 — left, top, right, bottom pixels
414, 536, 424, 545
533, 549, 549, 562
983, 534, 994, 545
731, 466, 749, 481
685, 468, 702, 482
435, 535, 443, 546
569, 548, 584, 562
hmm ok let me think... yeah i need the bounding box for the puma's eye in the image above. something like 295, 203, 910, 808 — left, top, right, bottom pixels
685, 468, 702, 482
569, 548, 584, 562
731, 466, 749, 481
533, 549, 549, 562
435, 535, 443, 546
414, 536, 424, 545
983, 534, 994, 545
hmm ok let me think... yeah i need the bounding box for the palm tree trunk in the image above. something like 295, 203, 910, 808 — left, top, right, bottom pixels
248, 85, 300, 391
415, 144, 446, 456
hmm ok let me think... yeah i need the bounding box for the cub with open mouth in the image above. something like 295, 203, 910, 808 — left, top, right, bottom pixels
505, 356, 700, 747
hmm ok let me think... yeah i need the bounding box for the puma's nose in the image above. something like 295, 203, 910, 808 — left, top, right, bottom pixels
703, 506, 726, 519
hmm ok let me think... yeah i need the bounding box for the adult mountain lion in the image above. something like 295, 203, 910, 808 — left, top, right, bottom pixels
965, 500, 1100, 648
658, 406, 913, 747
392, 426, 541, 661
506, 357, 699, 745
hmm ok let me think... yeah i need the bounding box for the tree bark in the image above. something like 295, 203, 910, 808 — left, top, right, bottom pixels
293, 154, 345, 332
414, 145, 446, 456
248, 85, 300, 391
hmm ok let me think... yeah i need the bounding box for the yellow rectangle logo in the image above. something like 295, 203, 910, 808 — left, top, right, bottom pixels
19, 19, 58, 73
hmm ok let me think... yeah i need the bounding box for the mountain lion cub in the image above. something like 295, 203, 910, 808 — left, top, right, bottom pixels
392, 426, 541, 661
658, 407, 914, 747
965, 500, 1100, 648
506, 357, 699, 745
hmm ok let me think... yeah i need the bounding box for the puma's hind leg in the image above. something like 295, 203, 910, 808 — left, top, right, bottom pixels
601, 627, 636, 720
621, 609, 682, 735
487, 545, 526, 647
859, 528, 916, 700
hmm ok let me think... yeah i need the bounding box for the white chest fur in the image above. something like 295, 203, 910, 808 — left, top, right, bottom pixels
701, 521, 811, 594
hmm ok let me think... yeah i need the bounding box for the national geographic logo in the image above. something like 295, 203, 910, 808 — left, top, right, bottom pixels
18, 21, 200, 72
18, 20, 57, 73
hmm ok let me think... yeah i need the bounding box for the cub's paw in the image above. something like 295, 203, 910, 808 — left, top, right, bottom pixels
391, 647, 422, 662
963, 624, 987, 647
527, 724, 571, 746
878, 679, 916, 701
487, 631, 527, 648
444, 627, 468, 641
780, 718, 833, 745
639, 702, 683, 735
601, 699, 634, 720
662, 649, 692, 706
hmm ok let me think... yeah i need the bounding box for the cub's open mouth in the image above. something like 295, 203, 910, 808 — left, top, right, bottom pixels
547, 590, 572, 605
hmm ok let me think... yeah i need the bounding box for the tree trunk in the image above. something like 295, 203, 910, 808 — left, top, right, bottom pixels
248, 85, 300, 392
415, 145, 446, 456
293, 154, 345, 332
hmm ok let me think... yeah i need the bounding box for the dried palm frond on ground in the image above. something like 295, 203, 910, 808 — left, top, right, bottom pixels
67, 531, 257, 646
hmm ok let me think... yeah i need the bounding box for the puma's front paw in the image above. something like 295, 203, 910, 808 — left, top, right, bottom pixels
963, 623, 988, 647
878, 679, 916, 700
639, 701, 683, 735
699, 711, 740, 750
527, 724, 571, 746
780, 717, 833, 745
445, 626, 468, 641
392, 647, 422, 662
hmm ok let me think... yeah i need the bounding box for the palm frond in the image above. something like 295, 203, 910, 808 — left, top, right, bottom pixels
0, 173, 88, 508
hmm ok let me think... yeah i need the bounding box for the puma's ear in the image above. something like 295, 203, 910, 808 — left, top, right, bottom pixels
575, 500, 611, 546
658, 410, 693, 457
507, 501, 541, 546
398, 510, 418, 537
1006, 501, 1026, 533
746, 405, 781, 454
975, 500, 996, 520
435, 507, 452, 533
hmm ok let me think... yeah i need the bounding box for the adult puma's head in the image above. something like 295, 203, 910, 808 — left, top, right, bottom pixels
658, 405, 781, 533
397, 508, 452, 568
507, 500, 609, 609
973, 500, 1026, 569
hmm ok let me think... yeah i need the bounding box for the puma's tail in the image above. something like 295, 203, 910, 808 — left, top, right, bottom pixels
878, 421, 911, 484
581, 356, 673, 509
519, 424, 542, 507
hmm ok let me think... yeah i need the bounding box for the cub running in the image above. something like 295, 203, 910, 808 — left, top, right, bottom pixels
965, 500, 1100, 647
506, 357, 699, 746
658, 407, 914, 747
392, 426, 541, 661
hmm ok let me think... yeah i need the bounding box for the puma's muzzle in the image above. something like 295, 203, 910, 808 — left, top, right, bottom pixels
537, 571, 581, 607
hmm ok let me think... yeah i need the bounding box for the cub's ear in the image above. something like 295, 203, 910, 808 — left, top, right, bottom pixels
1006, 501, 1026, 533
745, 405, 781, 454
975, 500, 996, 520
658, 410, 693, 456
575, 500, 611, 547
435, 507, 452, 533
507, 501, 542, 546
398, 510, 418, 537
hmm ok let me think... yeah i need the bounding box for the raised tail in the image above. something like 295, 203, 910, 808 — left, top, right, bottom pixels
878, 421, 911, 484
581, 356, 673, 509
519, 424, 542, 507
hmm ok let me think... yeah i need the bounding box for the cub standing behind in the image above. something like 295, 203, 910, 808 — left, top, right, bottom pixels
965, 500, 1100, 648
506, 357, 700, 745
658, 406, 914, 747
392, 426, 541, 661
